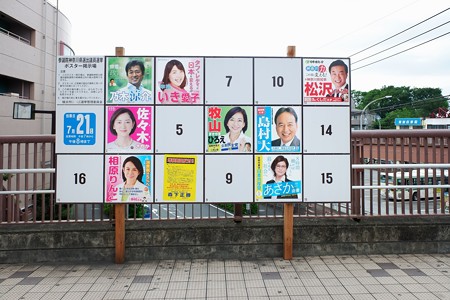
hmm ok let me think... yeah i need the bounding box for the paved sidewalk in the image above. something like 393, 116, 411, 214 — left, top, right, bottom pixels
0, 254, 449, 299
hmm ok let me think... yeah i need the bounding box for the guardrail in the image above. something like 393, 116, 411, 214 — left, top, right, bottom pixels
1, 130, 449, 223
0, 27, 31, 45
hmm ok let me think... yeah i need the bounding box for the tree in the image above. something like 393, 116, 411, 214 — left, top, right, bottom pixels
354, 86, 447, 128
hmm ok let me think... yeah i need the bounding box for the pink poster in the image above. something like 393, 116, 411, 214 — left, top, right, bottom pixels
105, 154, 152, 203
105, 106, 152, 153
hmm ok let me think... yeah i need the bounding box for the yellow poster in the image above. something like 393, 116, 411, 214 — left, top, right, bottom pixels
163, 155, 197, 201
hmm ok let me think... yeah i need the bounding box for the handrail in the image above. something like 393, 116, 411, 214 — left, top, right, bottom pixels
352, 163, 450, 169
0, 26, 31, 45
0, 168, 55, 174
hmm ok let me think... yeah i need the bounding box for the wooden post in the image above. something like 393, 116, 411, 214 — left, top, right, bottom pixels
283, 45, 296, 260
114, 46, 126, 264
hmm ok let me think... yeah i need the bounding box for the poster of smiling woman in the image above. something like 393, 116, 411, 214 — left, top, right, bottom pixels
206, 106, 253, 153
155, 57, 203, 104
105, 106, 152, 153
106, 57, 153, 104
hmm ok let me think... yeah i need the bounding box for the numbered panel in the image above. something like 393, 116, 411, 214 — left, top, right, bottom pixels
56, 155, 104, 203
56, 105, 104, 153
303, 106, 350, 154
254, 58, 302, 105
205, 106, 253, 153
204, 57, 253, 104
105, 154, 153, 203
255, 106, 302, 153
255, 154, 302, 202
155, 57, 204, 105
155, 106, 203, 153
303, 154, 350, 202
154, 154, 204, 203
205, 155, 253, 203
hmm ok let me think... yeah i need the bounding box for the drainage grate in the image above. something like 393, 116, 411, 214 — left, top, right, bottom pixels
9, 271, 34, 278
18, 277, 44, 285
261, 272, 281, 280
132, 275, 153, 283
401, 269, 427, 276
366, 269, 391, 277
377, 263, 399, 269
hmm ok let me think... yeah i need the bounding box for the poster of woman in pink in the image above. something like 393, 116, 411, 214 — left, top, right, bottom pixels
105, 106, 152, 153
156, 57, 203, 104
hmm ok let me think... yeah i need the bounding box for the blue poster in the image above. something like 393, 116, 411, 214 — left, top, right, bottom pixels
63, 112, 96, 145
256, 106, 301, 153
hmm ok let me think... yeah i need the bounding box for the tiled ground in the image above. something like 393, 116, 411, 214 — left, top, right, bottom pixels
0, 254, 449, 299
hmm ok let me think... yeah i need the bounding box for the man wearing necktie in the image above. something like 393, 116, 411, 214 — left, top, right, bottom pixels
271, 107, 300, 147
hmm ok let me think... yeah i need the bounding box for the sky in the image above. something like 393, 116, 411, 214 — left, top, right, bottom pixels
51, 0, 450, 96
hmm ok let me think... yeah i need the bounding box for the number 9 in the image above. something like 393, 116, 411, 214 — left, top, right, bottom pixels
225, 173, 233, 184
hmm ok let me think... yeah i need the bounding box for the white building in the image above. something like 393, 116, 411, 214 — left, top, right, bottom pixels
0, 0, 72, 135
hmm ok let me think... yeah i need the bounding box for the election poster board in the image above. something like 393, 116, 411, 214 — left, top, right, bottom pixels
56, 55, 351, 204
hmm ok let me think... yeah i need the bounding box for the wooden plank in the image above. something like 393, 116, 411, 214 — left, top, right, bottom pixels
283, 203, 294, 259
115, 204, 126, 264
114, 46, 126, 264
283, 45, 296, 260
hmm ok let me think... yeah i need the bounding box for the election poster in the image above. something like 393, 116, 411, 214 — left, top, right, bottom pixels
255, 154, 302, 202
106, 57, 153, 104
105, 106, 152, 153
163, 155, 198, 201
255, 106, 301, 153
206, 106, 253, 153
105, 155, 152, 203
303, 58, 350, 105
155, 57, 204, 104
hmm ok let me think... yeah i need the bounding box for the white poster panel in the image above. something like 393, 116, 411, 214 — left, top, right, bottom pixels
56, 155, 104, 203
303, 106, 350, 154
204, 155, 253, 203
303, 58, 350, 106
204, 57, 253, 104
155, 106, 203, 153
303, 154, 351, 202
56, 56, 104, 105
154, 154, 204, 203
254, 58, 302, 105
55, 105, 104, 154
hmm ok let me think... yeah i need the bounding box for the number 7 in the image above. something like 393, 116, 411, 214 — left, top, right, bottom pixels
226, 76, 232, 87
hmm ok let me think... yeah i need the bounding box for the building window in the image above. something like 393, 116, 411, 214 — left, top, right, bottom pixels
0, 12, 33, 45
0, 75, 31, 99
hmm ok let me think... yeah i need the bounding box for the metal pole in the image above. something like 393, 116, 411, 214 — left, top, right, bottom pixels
359, 96, 392, 130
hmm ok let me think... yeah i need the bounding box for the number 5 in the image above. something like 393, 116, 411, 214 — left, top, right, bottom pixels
176, 124, 183, 135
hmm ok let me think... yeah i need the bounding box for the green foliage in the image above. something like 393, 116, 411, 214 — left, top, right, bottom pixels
35, 193, 71, 221
354, 86, 447, 128
129, 204, 144, 218
2, 174, 13, 181
103, 203, 144, 218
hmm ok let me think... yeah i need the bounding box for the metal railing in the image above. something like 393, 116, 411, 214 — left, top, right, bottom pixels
0, 27, 31, 45
1, 130, 449, 224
